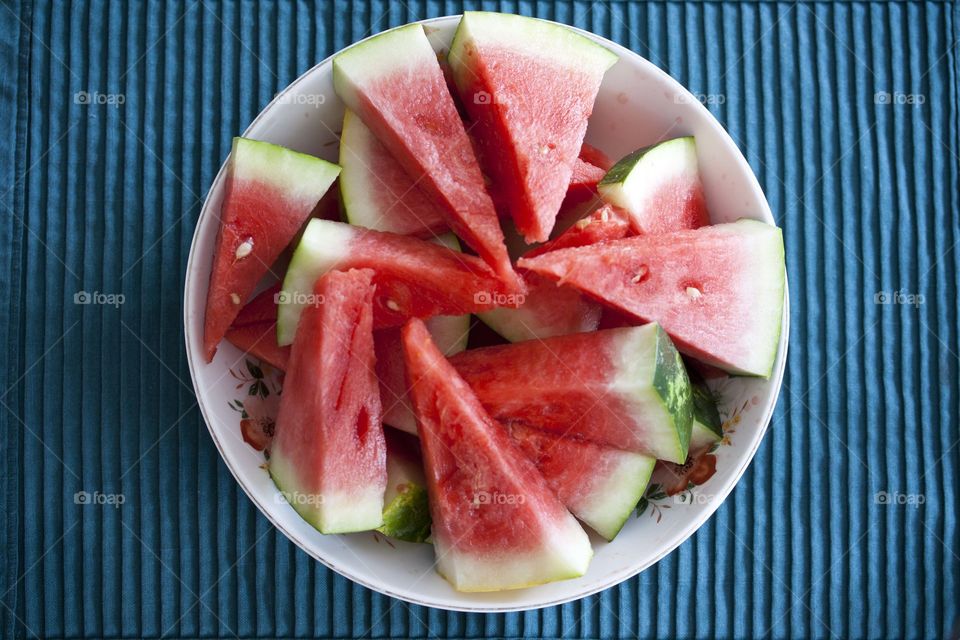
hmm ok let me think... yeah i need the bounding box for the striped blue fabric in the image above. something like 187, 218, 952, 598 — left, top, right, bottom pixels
1, 0, 958, 638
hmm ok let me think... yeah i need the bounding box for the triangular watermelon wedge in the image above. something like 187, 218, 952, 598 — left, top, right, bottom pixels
333, 24, 521, 292
270, 268, 386, 534
402, 318, 592, 592
203, 137, 340, 361
448, 12, 618, 243
224, 284, 290, 371
450, 323, 693, 462
519, 219, 786, 377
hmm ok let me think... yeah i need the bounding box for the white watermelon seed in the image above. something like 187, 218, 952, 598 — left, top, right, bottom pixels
230, 293, 241, 305
631, 266, 648, 283
385, 299, 400, 312
235, 237, 254, 260
686, 286, 702, 299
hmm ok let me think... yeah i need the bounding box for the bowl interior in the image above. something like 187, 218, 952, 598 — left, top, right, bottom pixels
183, 15, 788, 612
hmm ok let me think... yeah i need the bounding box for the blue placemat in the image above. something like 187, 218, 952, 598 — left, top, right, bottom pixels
1, 0, 958, 638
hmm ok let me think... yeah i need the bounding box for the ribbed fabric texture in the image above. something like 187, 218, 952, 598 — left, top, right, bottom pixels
1, 0, 958, 638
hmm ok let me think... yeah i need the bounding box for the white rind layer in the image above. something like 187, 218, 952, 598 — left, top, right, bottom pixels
276, 219, 355, 345
690, 419, 723, 453
597, 137, 699, 219
715, 220, 785, 377
605, 324, 689, 463
448, 12, 618, 77
434, 512, 593, 592
231, 137, 340, 205
333, 24, 438, 108
572, 451, 655, 540
270, 449, 385, 534
338, 110, 389, 231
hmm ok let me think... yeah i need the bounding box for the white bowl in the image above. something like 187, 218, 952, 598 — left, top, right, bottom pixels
183, 15, 789, 612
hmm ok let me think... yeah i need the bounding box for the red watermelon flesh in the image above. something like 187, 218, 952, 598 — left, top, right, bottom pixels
224, 284, 290, 371
565, 157, 608, 205
523, 204, 630, 259
578, 143, 613, 171
269, 268, 386, 534
449, 324, 693, 462
333, 24, 521, 292
277, 219, 517, 346
402, 318, 592, 591
375, 315, 470, 435
203, 138, 340, 361
448, 12, 618, 243
518, 219, 786, 377
507, 423, 655, 540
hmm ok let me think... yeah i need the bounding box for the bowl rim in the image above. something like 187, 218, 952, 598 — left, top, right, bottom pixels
183, 13, 790, 612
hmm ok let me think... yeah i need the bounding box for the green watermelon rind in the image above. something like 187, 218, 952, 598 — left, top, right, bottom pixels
607, 323, 693, 464
269, 448, 385, 534
448, 12, 618, 85
689, 380, 723, 452
597, 136, 698, 216
573, 451, 655, 541
377, 483, 432, 544
230, 137, 341, 204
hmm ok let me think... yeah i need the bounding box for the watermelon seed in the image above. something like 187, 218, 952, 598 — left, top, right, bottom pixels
234, 237, 254, 261
686, 286, 702, 299
230, 293, 241, 305
631, 266, 649, 283
385, 299, 400, 312
575, 218, 592, 230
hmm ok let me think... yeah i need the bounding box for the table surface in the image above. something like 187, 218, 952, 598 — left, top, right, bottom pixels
1, 1, 958, 638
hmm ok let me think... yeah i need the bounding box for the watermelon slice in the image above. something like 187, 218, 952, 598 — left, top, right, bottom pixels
377, 429, 432, 543
332, 24, 520, 291
402, 318, 592, 591
507, 423, 654, 540
224, 284, 290, 370
518, 219, 786, 377
448, 12, 618, 243
477, 273, 601, 343
270, 268, 386, 533
276, 219, 511, 345
339, 109, 447, 237
203, 137, 340, 361
450, 324, 693, 462
597, 137, 709, 234
523, 204, 630, 259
